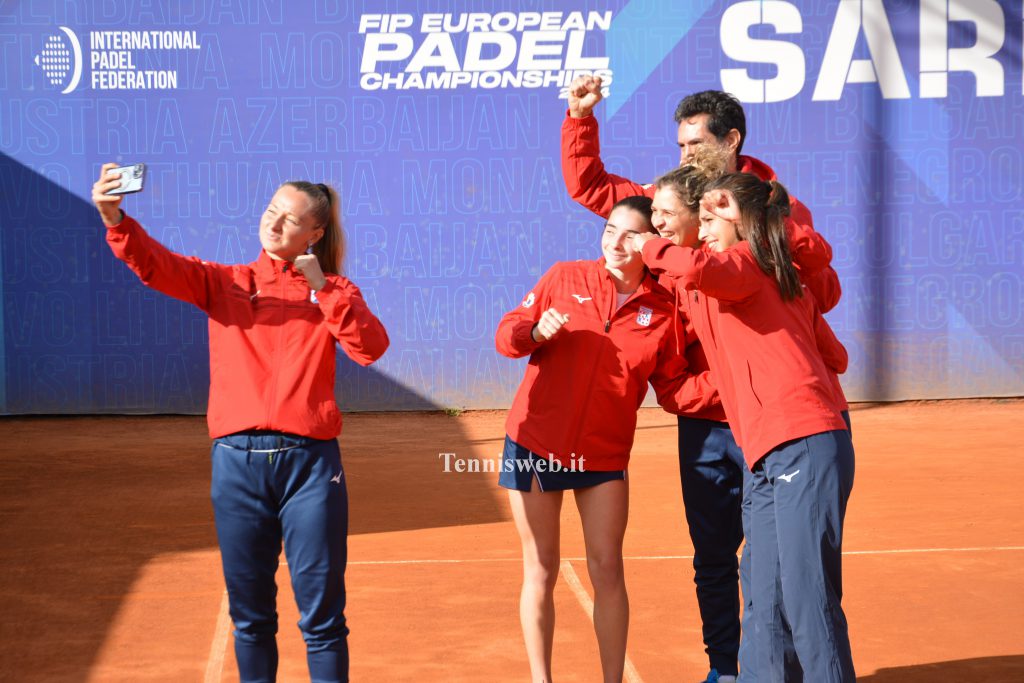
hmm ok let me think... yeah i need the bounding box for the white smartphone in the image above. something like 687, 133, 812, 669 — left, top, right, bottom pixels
105, 163, 146, 195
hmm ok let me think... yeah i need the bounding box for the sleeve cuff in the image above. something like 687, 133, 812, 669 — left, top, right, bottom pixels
514, 321, 543, 351
105, 210, 130, 232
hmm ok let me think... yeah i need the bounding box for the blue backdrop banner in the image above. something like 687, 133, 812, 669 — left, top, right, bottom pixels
1, 0, 1022, 413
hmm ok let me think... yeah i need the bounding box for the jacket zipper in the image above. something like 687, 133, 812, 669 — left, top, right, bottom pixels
567, 270, 644, 455
607, 272, 646, 332
263, 262, 289, 427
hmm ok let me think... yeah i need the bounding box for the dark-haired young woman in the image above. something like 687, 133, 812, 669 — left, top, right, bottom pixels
496, 195, 713, 683
633, 174, 855, 682
93, 164, 389, 683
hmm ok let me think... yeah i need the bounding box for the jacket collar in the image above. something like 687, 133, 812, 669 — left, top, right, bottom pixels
737, 154, 776, 181
256, 249, 294, 275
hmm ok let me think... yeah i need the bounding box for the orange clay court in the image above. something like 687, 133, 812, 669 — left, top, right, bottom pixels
1, 399, 1021, 682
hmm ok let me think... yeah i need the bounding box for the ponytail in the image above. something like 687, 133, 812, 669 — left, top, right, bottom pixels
283, 181, 345, 275
759, 180, 801, 301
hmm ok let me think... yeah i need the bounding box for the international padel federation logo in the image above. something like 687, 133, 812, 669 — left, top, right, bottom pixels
34, 27, 83, 94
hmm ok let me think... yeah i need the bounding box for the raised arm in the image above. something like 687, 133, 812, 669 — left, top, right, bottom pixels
94, 163, 222, 311
638, 237, 763, 303
561, 76, 650, 219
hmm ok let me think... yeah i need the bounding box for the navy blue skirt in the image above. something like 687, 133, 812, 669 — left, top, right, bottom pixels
497, 436, 626, 492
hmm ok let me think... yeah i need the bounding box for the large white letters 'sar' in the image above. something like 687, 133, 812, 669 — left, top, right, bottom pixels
719, 0, 1008, 103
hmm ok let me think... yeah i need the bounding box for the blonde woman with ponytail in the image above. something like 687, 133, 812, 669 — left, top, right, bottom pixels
93, 168, 389, 682
633, 172, 856, 682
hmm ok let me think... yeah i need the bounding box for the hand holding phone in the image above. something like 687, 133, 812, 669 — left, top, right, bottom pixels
92, 162, 144, 227
105, 163, 146, 195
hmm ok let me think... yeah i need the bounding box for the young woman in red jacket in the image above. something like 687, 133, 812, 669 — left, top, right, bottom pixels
634, 174, 855, 682
92, 164, 389, 683
496, 196, 711, 683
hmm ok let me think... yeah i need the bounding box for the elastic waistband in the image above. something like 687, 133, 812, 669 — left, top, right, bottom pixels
215, 430, 323, 454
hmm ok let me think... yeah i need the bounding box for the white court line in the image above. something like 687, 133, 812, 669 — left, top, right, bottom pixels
344, 545, 1024, 566
204, 591, 231, 683
560, 560, 644, 683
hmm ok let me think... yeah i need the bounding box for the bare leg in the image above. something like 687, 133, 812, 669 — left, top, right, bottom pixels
508, 486, 564, 682
574, 479, 630, 683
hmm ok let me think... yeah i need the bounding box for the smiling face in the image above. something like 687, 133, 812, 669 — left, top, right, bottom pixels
259, 185, 324, 261
651, 186, 700, 248
677, 112, 740, 168
601, 205, 654, 275
698, 204, 742, 252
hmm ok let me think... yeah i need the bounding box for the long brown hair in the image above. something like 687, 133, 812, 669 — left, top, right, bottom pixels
283, 181, 345, 275
704, 173, 802, 300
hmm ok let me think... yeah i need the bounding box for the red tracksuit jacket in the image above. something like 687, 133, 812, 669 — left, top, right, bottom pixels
495, 259, 715, 470
642, 238, 848, 468
106, 214, 390, 439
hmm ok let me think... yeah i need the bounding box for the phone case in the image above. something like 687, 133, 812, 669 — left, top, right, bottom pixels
107, 163, 146, 195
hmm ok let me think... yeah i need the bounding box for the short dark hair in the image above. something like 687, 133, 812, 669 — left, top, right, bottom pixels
674, 90, 747, 156
610, 195, 655, 233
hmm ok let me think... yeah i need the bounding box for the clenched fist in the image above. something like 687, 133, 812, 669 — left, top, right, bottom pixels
293, 253, 327, 292
568, 75, 604, 119
531, 308, 570, 343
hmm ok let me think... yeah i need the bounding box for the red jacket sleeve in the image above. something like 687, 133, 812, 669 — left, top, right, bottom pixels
315, 277, 390, 366
105, 213, 225, 312
808, 293, 848, 374
641, 238, 763, 303
562, 113, 651, 219
800, 282, 847, 374
801, 267, 842, 313
495, 264, 562, 358
785, 195, 833, 276
649, 329, 719, 416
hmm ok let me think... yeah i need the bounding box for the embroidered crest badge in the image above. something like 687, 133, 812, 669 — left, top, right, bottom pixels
636, 306, 653, 327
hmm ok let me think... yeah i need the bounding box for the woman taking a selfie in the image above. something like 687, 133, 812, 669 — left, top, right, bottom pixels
92, 163, 389, 683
